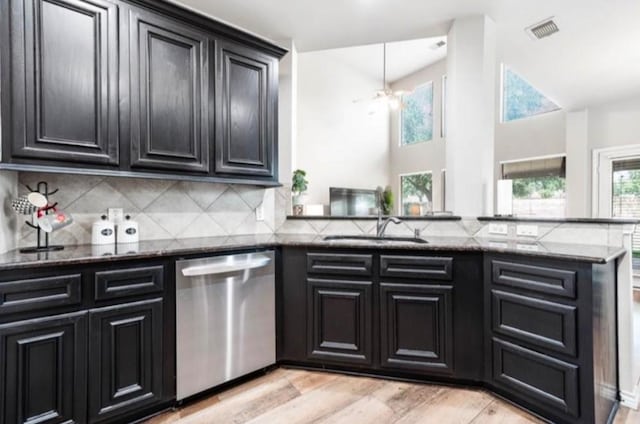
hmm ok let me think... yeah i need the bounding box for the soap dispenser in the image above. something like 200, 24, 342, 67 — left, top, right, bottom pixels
92, 215, 115, 245
117, 215, 139, 244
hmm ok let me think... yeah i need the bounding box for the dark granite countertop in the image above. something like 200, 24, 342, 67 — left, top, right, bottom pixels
477, 216, 640, 224
286, 215, 462, 221
0, 234, 626, 271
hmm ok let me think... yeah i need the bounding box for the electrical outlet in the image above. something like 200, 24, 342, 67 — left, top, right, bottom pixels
108, 208, 124, 224
488, 223, 508, 235
517, 243, 539, 252
516, 224, 538, 237
255, 204, 265, 221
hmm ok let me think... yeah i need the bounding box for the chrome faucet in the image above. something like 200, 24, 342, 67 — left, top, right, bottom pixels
376, 195, 402, 237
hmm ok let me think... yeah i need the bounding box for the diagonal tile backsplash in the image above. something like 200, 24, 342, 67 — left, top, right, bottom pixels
17, 173, 279, 247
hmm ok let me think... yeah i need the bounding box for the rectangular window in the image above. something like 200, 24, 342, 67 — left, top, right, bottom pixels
400, 172, 432, 215
501, 65, 560, 122
401, 82, 433, 145
502, 156, 566, 217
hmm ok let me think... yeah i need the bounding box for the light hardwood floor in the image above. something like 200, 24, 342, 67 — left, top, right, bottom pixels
145, 368, 639, 424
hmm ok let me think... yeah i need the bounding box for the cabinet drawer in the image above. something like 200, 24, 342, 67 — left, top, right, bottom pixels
380, 255, 453, 281
0, 274, 82, 316
307, 253, 372, 276
491, 260, 576, 298
492, 338, 579, 417
94, 265, 164, 301
492, 290, 577, 356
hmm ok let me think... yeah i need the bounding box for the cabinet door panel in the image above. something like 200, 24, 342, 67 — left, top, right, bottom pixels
129, 9, 210, 173
8, 0, 119, 164
0, 312, 87, 424
88, 299, 163, 422
380, 283, 453, 374
492, 337, 579, 418
216, 40, 276, 177
307, 279, 372, 365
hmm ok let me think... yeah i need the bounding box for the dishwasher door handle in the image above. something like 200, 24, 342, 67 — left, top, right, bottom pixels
180, 256, 272, 277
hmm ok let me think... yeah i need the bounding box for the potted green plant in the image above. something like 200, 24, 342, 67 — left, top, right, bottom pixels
291, 169, 309, 215
376, 186, 394, 215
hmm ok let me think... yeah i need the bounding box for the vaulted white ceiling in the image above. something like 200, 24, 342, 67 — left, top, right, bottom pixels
172, 0, 640, 110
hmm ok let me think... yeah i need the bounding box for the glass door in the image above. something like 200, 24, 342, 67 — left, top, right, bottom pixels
612, 158, 640, 276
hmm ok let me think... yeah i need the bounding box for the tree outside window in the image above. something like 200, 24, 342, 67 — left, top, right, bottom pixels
512, 176, 565, 217
401, 82, 433, 145
401, 173, 432, 215
502, 66, 559, 122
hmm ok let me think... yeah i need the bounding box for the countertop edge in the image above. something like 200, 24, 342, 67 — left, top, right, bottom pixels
477, 216, 640, 225
0, 237, 625, 271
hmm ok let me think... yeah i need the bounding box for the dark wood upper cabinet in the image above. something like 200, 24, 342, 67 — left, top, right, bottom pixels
215, 40, 278, 178
127, 7, 210, 174
1, 0, 285, 185
5, 0, 119, 165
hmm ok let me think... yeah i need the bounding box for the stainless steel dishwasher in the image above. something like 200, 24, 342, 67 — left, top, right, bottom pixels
175, 250, 275, 400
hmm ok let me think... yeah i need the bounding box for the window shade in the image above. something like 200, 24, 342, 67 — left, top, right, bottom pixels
613, 158, 640, 172
502, 156, 566, 179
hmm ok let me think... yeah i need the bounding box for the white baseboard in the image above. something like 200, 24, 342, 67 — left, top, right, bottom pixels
620, 387, 640, 409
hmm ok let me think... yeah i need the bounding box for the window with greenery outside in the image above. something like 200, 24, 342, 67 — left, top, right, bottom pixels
502, 66, 559, 122
512, 176, 565, 217
611, 169, 640, 261
401, 82, 433, 145
401, 173, 432, 215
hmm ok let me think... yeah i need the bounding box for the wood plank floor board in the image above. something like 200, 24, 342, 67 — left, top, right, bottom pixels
393, 387, 495, 424
145, 368, 637, 424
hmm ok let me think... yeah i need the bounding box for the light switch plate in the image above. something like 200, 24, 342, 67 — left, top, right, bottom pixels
489, 223, 508, 235
108, 208, 124, 223
255, 204, 265, 221
516, 224, 538, 237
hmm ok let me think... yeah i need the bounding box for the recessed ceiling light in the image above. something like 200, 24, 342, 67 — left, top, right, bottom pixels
525, 18, 559, 40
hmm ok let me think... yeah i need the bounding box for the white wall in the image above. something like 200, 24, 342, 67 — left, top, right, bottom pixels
0, 171, 18, 254
588, 96, 640, 150
446, 16, 496, 216
296, 46, 391, 207
277, 40, 297, 184
390, 60, 446, 212
494, 111, 566, 166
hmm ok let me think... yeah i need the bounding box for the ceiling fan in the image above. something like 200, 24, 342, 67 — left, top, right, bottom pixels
355, 43, 408, 111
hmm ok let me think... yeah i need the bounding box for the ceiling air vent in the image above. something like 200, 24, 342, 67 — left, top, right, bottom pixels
525, 18, 559, 40
430, 40, 446, 50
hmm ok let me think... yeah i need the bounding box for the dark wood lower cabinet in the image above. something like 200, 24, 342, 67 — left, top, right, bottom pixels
379, 283, 453, 374
0, 312, 88, 424
281, 248, 619, 424
88, 298, 164, 423
307, 278, 372, 365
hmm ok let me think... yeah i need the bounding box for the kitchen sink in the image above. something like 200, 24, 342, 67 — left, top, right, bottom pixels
323, 235, 428, 244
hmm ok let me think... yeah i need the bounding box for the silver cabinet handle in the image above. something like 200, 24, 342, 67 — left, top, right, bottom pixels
181, 256, 272, 277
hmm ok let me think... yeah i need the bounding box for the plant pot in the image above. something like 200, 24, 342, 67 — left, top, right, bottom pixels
291, 193, 307, 216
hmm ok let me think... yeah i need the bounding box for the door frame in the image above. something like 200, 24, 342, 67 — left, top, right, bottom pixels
592, 144, 640, 408
592, 144, 640, 218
